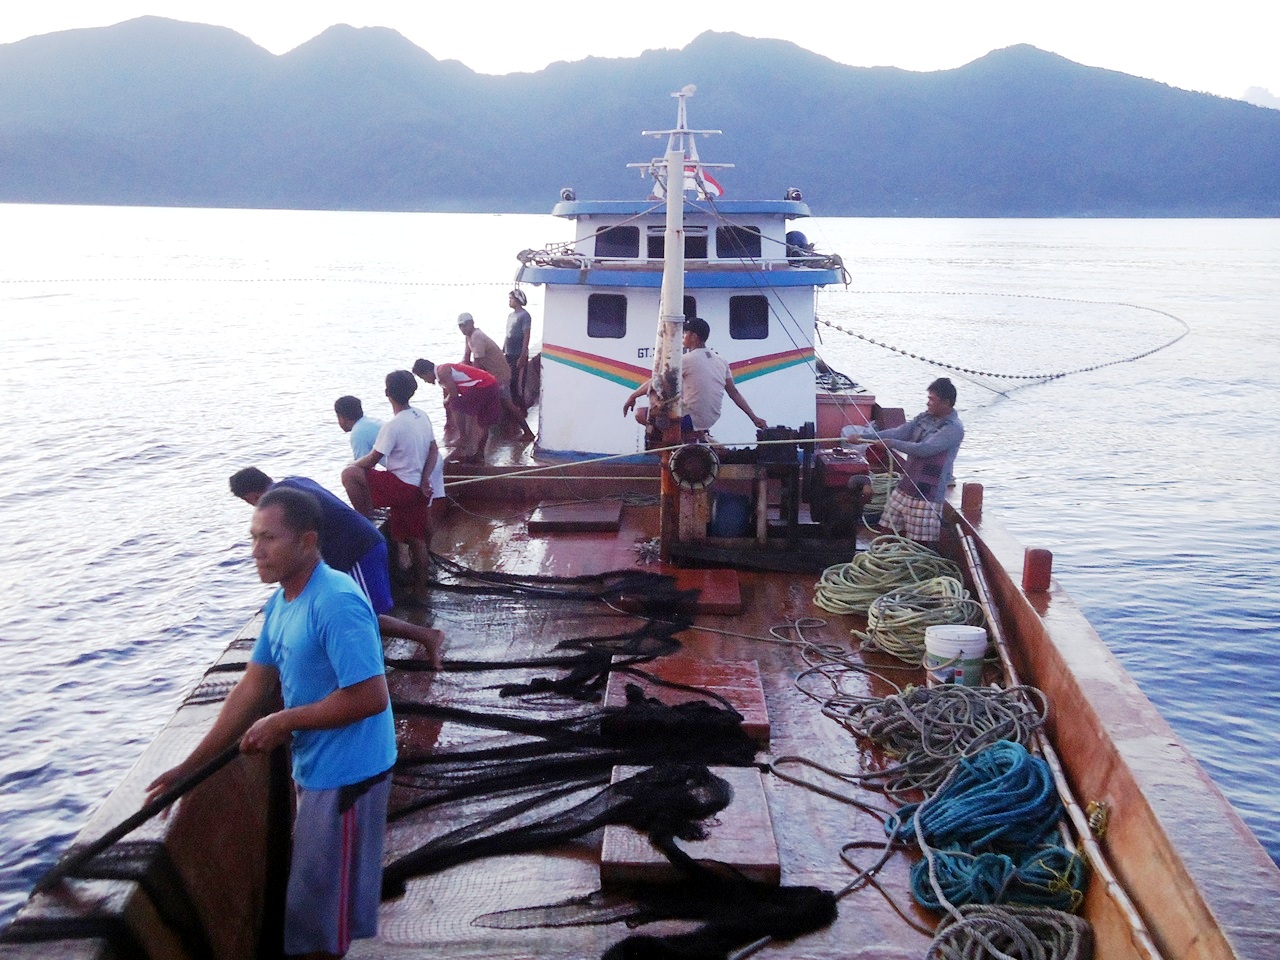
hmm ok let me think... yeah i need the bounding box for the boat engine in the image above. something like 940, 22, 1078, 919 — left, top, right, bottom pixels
810, 446, 871, 539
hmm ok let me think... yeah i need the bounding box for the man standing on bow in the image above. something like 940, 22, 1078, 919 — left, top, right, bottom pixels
504, 289, 533, 411
147, 486, 396, 958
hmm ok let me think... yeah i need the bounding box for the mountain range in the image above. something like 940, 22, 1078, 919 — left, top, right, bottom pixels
2, 17, 1278, 216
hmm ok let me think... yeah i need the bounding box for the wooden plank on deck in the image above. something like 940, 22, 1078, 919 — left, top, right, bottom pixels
527, 501, 623, 533
600, 765, 780, 885
604, 656, 769, 745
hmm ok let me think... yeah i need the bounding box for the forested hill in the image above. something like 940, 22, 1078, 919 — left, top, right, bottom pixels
2, 17, 1278, 216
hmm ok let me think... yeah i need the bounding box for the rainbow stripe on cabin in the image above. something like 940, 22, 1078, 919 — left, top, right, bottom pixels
729, 346, 815, 383
543, 344, 652, 389
544, 343, 816, 389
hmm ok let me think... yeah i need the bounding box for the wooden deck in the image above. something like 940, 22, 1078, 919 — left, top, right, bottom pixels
366, 490, 934, 959
6, 447, 1280, 960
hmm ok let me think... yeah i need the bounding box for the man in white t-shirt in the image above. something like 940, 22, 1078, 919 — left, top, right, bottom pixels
622, 317, 767, 439
342, 370, 441, 596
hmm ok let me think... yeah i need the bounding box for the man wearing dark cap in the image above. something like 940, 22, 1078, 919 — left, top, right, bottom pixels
622, 317, 768, 439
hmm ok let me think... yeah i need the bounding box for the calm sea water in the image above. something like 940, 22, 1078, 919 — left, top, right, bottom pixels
1, 206, 1277, 925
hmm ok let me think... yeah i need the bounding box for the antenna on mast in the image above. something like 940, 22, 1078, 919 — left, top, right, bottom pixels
629, 85, 733, 200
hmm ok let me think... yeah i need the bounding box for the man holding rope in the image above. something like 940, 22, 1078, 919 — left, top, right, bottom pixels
146, 486, 396, 958
870, 377, 964, 547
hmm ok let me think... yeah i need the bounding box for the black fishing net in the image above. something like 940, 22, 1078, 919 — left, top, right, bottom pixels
381, 562, 841, 960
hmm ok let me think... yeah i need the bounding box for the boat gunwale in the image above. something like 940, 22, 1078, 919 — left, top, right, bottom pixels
945, 489, 1280, 960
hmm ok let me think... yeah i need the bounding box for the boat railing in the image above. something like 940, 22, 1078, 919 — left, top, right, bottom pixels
518, 250, 834, 272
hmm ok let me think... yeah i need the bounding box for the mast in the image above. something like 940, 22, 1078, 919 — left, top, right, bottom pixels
628, 87, 734, 555
633, 85, 733, 454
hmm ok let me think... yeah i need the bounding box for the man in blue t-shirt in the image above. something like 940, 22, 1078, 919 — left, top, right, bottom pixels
147, 486, 396, 956
334, 395, 383, 460
230, 467, 442, 668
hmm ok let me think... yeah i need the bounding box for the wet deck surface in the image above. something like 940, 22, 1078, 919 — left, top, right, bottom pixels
357, 481, 938, 959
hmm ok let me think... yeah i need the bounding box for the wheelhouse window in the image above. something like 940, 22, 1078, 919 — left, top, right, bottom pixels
716, 225, 762, 260
587, 294, 627, 338
647, 226, 709, 260
683, 296, 697, 320
729, 296, 769, 339
594, 226, 640, 258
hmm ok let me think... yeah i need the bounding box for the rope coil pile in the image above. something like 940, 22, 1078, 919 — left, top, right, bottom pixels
913, 846, 1086, 913
891, 741, 1088, 944
927, 904, 1093, 960
832, 684, 1049, 799
864, 469, 897, 519
854, 576, 986, 663
889, 742, 1063, 850
813, 536, 962, 615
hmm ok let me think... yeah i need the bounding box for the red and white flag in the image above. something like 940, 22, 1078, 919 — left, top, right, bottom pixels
685, 165, 724, 198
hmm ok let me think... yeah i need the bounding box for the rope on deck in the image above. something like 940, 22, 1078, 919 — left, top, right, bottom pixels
926, 904, 1093, 960
853, 575, 986, 663
813, 534, 962, 615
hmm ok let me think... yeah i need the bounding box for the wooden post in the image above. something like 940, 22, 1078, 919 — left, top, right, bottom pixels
961, 481, 984, 518
1022, 547, 1053, 592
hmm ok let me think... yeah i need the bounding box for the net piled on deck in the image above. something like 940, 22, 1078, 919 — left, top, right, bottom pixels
382, 563, 840, 960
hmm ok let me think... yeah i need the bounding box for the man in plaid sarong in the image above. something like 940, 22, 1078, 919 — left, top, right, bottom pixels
872, 378, 964, 546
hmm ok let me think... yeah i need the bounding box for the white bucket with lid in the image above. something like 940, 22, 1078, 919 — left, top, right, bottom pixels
923, 625, 989, 687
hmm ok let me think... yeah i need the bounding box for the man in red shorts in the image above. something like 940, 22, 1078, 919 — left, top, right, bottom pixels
412, 357, 502, 464
342, 369, 440, 597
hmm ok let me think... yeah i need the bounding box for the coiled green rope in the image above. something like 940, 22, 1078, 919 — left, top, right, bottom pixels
813, 535, 962, 615
865, 468, 897, 519
854, 576, 986, 663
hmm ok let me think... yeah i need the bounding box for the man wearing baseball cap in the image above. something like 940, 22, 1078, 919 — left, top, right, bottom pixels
458, 312, 534, 443
622, 317, 767, 440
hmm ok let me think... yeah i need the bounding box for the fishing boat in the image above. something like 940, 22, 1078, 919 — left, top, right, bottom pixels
4, 87, 1279, 960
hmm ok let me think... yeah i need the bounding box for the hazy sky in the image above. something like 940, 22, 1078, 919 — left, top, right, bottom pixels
4, 2, 1277, 101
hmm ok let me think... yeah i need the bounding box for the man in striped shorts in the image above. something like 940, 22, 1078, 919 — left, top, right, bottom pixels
871, 377, 965, 547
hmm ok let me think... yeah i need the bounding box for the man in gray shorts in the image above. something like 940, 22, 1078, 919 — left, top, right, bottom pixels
147, 486, 397, 956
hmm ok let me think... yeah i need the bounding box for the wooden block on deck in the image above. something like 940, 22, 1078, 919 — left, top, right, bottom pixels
600, 765, 780, 885
604, 656, 770, 745
527, 501, 623, 533
670, 567, 743, 615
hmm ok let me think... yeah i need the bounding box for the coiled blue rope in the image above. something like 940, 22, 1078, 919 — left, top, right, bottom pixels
911, 845, 1085, 912
887, 740, 1062, 848
886, 741, 1086, 914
